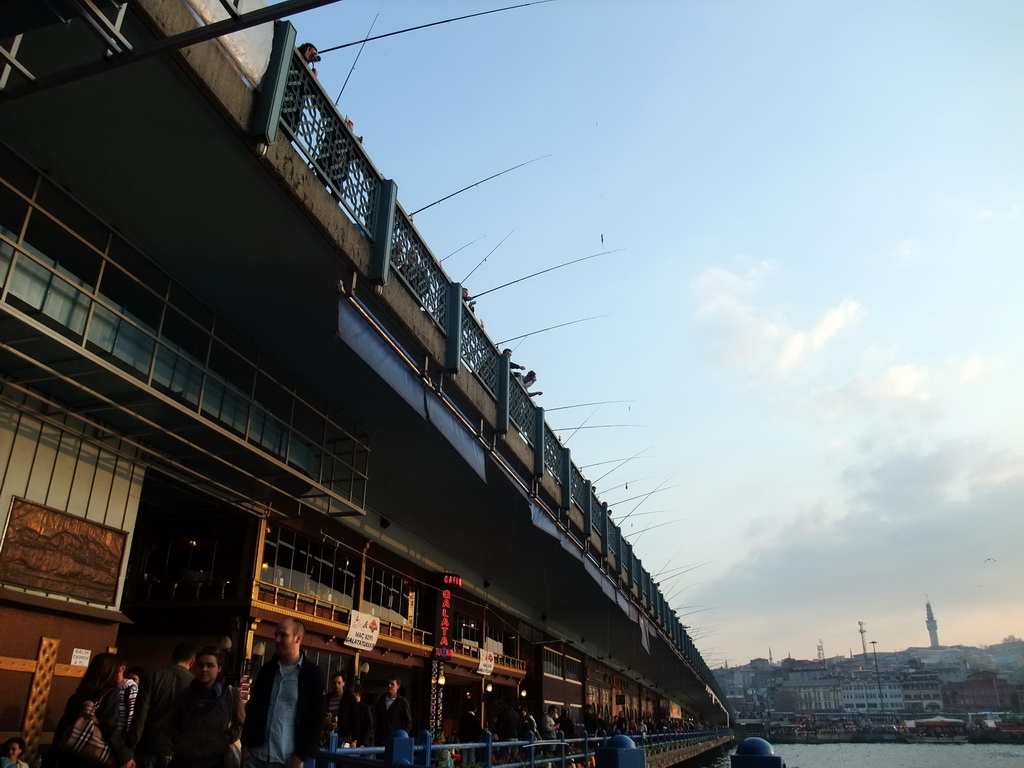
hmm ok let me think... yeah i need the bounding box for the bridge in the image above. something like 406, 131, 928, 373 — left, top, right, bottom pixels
0, 0, 732, 752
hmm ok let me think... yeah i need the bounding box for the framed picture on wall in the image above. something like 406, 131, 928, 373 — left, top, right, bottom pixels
0, 497, 127, 605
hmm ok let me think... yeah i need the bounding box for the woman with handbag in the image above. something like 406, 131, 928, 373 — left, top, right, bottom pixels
51, 652, 134, 768
166, 647, 244, 768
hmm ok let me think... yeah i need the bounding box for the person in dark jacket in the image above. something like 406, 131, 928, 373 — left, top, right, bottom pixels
51, 652, 134, 768
556, 709, 575, 739
372, 677, 411, 746
350, 685, 373, 747
127, 643, 195, 768
325, 672, 356, 744
458, 704, 482, 765
241, 619, 326, 768
167, 647, 243, 768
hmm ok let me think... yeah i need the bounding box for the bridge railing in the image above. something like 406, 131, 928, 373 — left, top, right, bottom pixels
313, 728, 733, 768
263, 24, 728, 706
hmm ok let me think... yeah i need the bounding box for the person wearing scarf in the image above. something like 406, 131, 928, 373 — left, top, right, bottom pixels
167, 647, 244, 768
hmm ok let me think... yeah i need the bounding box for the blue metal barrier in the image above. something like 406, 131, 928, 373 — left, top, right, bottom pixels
314, 728, 731, 768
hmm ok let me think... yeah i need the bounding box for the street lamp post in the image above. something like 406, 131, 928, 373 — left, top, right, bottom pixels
870, 641, 884, 713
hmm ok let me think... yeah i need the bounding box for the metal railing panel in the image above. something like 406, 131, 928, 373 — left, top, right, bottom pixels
508, 378, 535, 443
390, 212, 448, 329
279, 51, 380, 231
460, 305, 498, 393
570, 466, 586, 507
544, 423, 563, 480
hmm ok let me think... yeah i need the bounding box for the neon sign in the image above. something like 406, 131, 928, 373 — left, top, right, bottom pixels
434, 588, 452, 657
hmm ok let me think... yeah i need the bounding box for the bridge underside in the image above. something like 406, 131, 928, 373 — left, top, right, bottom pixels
0, 1, 721, 717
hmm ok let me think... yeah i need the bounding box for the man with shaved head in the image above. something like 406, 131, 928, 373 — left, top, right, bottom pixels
242, 619, 326, 768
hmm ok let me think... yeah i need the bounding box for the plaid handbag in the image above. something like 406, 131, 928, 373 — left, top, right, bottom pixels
58, 693, 114, 767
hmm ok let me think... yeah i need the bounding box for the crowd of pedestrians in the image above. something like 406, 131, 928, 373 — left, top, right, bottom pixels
40, 619, 417, 768
31, 622, 690, 768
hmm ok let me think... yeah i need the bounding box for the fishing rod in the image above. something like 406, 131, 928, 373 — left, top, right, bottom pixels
654, 552, 680, 581
335, 1, 384, 105
411, 156, 550, 216
618, 475, 679, 523
606, 482, 680, 508
496, 315, 609, 345
470, 249, 623, 300
546, 400, 633, 413
552, 424, 644, 432
659, 560, 706, 576
631, 519, 682, 544
441, 235, 486, 263
601, 476, 652, 494
561, 406, 601, 446
463, 230, 513, 283
659, 562, 709, 581
594, 445, 653, 484
579, 453, 649, 469
317, 0, 556, 54
621, 502, 670, 515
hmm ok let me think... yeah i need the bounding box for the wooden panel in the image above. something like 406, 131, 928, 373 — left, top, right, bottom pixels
0, 656, 90, 678
0, 655, 36, 673
23, 637, 59, 759
54, 663, 87, 678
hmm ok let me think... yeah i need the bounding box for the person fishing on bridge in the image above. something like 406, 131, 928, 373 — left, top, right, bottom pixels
502, 348, 525, 372
297, 42, 320, 78
514, 369, 543, 397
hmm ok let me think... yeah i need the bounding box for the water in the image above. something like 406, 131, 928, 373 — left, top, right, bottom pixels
696, 742, 1024, 768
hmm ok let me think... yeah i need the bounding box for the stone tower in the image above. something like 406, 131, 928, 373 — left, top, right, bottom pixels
925, 598, 940, 648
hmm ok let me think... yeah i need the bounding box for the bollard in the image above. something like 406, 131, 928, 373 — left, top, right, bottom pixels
385, 730, 415, 768
595, 734, 645, 768
730, 738, 784, 768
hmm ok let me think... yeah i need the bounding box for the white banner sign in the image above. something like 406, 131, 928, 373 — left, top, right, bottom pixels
344, 611, 381, 651
477, 650, 495, 676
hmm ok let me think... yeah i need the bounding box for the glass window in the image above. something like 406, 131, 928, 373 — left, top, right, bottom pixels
260, 525, 358, 606
543, 647, 562, 677
456, 615, 479, 645
565, 656, 582, 682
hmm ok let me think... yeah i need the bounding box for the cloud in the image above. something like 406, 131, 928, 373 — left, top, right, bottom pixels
873, 364, 930, 401
889, 237, 921, 262
691, 262, 862, 375
976, 203, 1023, 222
688, 441, 1024, 665
691, 261, 782, 368
957, 357, 992, 383
806, 364, 931, 420
775, 299, 864, 373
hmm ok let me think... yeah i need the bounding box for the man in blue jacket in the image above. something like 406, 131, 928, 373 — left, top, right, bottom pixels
242, 619, 327, 768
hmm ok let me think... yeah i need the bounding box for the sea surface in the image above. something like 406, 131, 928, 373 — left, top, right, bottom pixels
696, 742, 1024, 768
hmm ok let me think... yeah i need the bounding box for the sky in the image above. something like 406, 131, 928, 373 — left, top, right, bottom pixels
285, 0, 1024, 667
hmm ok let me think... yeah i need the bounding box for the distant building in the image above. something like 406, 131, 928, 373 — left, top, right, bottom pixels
900, 671, 943, 712
777, 678, 843, 713
926, 599, 941, 649
841, 677, 905, 713
942, 671, 1018, 712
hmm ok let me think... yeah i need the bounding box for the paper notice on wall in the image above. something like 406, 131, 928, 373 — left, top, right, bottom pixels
71, 648, 92, 667
344, 611, 380, 650
477, 651, 495, 676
